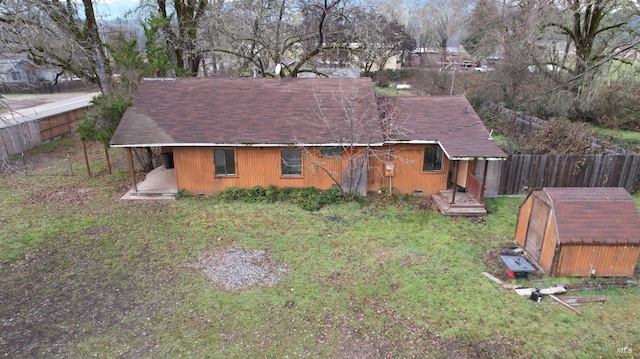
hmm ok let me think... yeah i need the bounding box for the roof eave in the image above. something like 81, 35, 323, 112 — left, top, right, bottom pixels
110, 142, 387, 148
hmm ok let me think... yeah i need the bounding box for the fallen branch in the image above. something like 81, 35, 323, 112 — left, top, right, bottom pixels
564, 280, 638, 291
551, 296, 606, 305
482, 272, 504, 285
549, 294, 582, 316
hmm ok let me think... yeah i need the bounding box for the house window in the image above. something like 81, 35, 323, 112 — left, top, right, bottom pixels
10, 71, 21, 81
214, 149, 236, 176
423, 145, 443, 172
281, 150, 302, 176
321, 146, 342, 157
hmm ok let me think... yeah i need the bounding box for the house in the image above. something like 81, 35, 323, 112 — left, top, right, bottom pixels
514, 187, 640, 277
0, 53, 57, 83
110, 77, 505, 214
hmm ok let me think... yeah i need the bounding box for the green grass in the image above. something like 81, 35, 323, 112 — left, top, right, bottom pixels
1, 143, 639, 358
598, 128, 640, 141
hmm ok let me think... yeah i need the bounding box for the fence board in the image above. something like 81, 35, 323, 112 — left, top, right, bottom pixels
499, 154, 640, 194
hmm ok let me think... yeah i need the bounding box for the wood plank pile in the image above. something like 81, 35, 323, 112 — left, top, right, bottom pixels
481, 272, 637, 316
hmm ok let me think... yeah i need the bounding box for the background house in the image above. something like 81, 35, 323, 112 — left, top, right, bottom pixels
110, 77, 505, 213
0, 53, 57, 83
514, 187, 640, 277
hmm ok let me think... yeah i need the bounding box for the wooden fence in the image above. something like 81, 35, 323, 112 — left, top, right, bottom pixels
0, 80, 94, 94
1, 109, 87, 159
499, 154, 640, 194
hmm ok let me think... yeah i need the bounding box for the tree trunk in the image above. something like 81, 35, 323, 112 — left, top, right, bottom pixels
82, 0, 112, 95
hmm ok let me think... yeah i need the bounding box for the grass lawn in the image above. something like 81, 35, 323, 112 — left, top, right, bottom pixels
598, 128, 640, 141
1, 139, 639, 358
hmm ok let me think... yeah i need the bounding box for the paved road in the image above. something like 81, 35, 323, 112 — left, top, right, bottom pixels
1, 91, 99, 112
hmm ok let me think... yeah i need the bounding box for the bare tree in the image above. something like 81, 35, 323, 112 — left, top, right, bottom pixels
0, 0, 112, 94
202, 0, 374, 77
352, 9, 416, 75
421, 0, 471, 62
298, 83, 410, 197
462, 0, 503, 61
546, 0, 637, 76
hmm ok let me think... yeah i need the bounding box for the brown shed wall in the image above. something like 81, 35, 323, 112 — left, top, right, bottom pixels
523, 194, 551, 261
515, 188, 640, 277
538, 216, 558, 273
514, 195, 533, 247
555, 244, 640, 277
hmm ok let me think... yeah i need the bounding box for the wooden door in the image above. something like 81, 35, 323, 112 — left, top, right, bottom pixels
524, 198, 550, 261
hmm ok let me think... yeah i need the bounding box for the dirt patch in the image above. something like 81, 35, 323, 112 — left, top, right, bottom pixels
194, 247, 288, 291
415, 197, 439, 211
25, 186, 104, 207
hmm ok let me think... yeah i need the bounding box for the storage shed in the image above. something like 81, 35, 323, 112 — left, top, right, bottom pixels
514, 187, 640, 277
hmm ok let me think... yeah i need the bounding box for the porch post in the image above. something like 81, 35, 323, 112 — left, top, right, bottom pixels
126, 148, 137, 192
480, 160, 489, 204
451, 160, 458, 204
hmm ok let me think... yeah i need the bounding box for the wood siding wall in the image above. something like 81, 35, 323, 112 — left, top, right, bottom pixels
538, 215, 558, 273
174, 147, 344, 195
368, 144, 449, 195
173, 144, 451, 196
515, 192, 640, 277
514, 196, 533, 248
499, 154, 640, 194
556, 245, 640, 277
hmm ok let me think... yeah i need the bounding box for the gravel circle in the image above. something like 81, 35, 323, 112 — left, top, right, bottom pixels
194, 247, 288, 291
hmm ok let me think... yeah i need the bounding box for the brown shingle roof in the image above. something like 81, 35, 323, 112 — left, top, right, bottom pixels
110, 78, 506, 159
111, 77, 379, 146
542, 187, 640, 244
388, 96, 506, 159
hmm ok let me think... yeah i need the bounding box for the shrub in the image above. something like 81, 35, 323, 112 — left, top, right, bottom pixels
217, 186, 345, 211
175, 188, 191, 200
264, 185, 279, 202
220, 187, 248, 201
319, 186, 343, 206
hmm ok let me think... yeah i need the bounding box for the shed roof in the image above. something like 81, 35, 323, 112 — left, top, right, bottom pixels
539, 187, 640, 245
110, 77, 505, 160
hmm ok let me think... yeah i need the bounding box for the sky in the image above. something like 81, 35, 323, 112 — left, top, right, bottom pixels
93, 0, 139, 20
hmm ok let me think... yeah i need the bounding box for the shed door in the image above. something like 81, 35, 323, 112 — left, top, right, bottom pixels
524, 198, 550, 261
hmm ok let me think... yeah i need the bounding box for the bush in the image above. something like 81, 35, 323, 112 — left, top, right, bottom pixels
175, 188, 191, 200
219, 187, 248, 201
264, 185, 279, 202
319, 186, 343, 205
216, 186, 344, 211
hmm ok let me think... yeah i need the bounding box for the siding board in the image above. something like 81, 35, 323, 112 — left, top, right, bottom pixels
514, 196, 533, 247
372, 144, 449, 195
556, 245, 640, 277
173, 144, 452, 196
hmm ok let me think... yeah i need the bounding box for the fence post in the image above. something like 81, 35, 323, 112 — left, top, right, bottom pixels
68, 153, 73, 176
82, 140, 91, 177
22, 152, 27, 176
